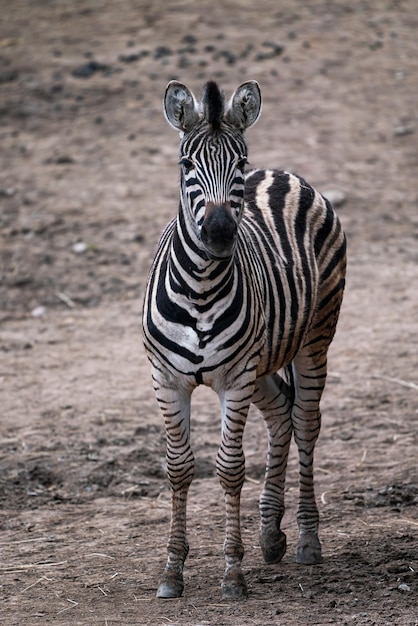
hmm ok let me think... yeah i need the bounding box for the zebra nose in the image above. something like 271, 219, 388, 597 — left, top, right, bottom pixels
201, 203, 237, 251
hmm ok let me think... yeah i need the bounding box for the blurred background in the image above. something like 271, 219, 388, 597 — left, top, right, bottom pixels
1, 0, 416, 316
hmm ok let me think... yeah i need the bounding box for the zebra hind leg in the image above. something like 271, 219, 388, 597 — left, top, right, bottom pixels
253, 372, 293, 565
292, 351, 327, 565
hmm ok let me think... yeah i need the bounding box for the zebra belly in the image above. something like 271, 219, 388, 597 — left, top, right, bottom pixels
255, 318, 310, 379
252, 263, 316, 379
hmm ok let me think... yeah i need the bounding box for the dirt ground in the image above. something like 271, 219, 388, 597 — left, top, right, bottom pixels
1, 1, 417, 624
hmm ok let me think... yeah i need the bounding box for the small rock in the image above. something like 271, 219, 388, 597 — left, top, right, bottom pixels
0, 187, 17, 197
23, 191, 38, 205
31, 306, 46, 318
72, 60, 109, 78
0, 69, 19, 83
154, 46, 172, 59
369, 40, 383, 50
393, 125, 415, 137
214, 50, 237, 65
181, 34, 197, 45
323, 189, 347, 207
397, 582, 411, 592
50, 83, 63, 94
72, 241, 88, 254
178, 55, 191, 69
264, 41, 285, 55
56, 155, 75, 164
119, 53, 141, 63
45, 154, 75, 165
255, 41, 285, 61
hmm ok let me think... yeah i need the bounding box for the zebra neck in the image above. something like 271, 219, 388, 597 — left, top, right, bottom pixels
169, 211, 236, 303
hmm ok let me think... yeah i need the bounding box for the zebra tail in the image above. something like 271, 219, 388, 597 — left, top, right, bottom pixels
273, 366, 295, 404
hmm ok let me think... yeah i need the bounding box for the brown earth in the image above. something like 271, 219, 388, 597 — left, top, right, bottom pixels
1, 1, 417, 624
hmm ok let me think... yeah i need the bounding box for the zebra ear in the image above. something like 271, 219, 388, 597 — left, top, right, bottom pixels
225, 81, 262, 130
164, 81, 200, 132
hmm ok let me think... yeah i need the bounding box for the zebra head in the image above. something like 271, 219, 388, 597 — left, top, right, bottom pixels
164, 80, 262, 259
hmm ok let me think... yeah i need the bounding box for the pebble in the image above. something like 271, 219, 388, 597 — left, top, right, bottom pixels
119, 51, 149, 63
71, 60, 110, 78
397, 582, 411, 592
72, 241, 88, 254
181, 34, 197, 45
0, 187, 17, 197
31, 306, 46, 318
23, 191, 38, 205
393, 125, 415, 137
0, 69, 19, 83
322, 189, 347, 207
256, 41, 285, 60
154, 46, 172, 59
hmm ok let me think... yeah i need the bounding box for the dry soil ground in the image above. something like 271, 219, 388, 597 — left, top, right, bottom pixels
0, 1, 417, 625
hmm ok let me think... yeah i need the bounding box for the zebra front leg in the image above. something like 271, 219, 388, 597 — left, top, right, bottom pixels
155, 384, 194, 598
253, 374, 293, 565
217, 389, 252, 600
292, 353, 325, 565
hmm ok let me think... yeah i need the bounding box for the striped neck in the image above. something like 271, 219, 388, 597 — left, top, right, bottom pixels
168, 204, 235, 303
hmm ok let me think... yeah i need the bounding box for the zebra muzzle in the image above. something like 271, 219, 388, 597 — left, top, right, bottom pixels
201, 202, 238, 258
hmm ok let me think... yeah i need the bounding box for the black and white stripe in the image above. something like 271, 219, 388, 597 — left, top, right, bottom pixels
142, 80, 346, 600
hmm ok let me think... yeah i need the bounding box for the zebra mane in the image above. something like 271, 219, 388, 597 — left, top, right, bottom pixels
201, 81, 225, 131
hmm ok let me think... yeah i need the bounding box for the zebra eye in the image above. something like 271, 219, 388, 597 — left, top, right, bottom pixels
179, 157, 194, 173
237, 157, 248, 172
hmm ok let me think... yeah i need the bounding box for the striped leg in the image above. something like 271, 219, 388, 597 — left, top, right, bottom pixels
154, 382, 194, 598
217, 387, 253, 599
253, 373, 293, 564
292, 351, 326, 565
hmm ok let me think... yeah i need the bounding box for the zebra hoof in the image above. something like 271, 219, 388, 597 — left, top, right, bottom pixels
259, 526, 287, 564
296, 532, 322, 565
221, 567, 248, 600
156, 571, 184, 598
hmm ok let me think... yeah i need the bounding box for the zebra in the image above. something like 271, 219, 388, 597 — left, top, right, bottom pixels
142, 80, 346, 600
